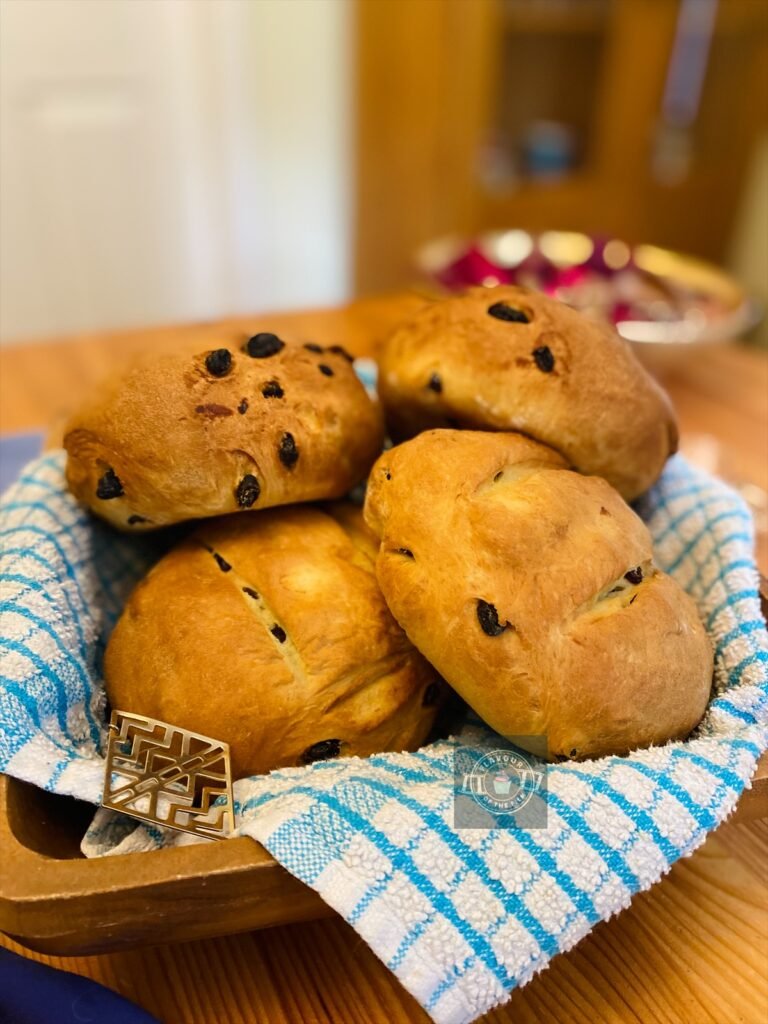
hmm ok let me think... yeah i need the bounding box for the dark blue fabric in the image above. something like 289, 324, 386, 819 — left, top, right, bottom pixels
0, 432, 44, 496
0, 948, 160, 1024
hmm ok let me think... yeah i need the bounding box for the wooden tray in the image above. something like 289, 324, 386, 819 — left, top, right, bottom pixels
2, 580, 766, 959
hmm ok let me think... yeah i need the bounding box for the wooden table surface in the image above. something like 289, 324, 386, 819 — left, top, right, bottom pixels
1, 292, 767, 1024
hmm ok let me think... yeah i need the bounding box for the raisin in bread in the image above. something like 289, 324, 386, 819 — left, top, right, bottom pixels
363, 429, 712, 761
104, 503, 443, 779
64, 335, 383, 529
378, 286, 677, 501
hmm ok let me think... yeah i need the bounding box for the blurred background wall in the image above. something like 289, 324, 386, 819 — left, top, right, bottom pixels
0, 0, 351, 342
0, 0, 766, 344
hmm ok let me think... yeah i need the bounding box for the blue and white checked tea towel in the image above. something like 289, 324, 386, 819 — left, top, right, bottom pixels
1, 449, 767, 1024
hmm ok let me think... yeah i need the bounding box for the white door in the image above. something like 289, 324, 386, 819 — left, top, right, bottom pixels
0, 0, 351, 343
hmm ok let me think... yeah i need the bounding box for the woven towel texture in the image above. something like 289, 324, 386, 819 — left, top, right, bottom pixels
1, 450, 766, 1024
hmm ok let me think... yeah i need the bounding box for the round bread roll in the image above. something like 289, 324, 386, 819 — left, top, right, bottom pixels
378, 286, 677, 501
104, 504, 443, 779
363, 429, 713, 761
65, 336, 384, 529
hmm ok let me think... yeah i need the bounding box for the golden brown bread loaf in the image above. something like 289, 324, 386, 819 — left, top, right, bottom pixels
363, 429, 713, 761
378, 286, 677, 501
64, 336, 384, 529
104, 504, 443, 779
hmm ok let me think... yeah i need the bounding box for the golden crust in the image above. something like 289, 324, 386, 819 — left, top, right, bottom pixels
64, 339, 384, 529
363, 430, 713, 760
378, 286, 677, 501
104, 504, 442, 780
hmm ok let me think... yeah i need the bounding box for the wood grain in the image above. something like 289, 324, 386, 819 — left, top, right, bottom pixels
0, 775, 332, 955
2, 817, 766, 1023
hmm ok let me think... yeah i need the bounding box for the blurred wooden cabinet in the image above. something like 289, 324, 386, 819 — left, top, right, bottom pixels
354, 0, 768, 293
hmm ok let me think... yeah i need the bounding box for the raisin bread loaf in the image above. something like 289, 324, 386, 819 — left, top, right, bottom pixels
363, 429, 712, 761
105, 503, 443, 779
378, 286, 677, 501
65, 336, 383, 529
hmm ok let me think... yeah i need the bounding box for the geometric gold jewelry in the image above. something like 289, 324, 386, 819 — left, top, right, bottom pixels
102, 710, 234, 840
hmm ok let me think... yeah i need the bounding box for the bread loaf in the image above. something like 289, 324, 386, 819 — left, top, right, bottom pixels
65, 337, 384, 529
363, 429, 713, 760
105, 503, 443, 779
378, 286, 677, 501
